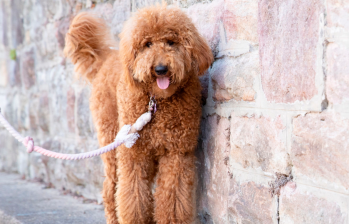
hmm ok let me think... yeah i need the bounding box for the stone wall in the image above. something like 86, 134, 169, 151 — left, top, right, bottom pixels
0, 0, 348, 223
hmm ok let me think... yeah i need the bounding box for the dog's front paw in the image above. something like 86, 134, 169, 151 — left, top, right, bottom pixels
114, 125, 140, 148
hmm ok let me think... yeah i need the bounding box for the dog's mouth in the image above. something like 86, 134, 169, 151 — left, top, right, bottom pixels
156, 76, 170, 89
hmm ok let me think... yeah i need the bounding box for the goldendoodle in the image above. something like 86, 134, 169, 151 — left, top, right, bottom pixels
64, 4, 213, 224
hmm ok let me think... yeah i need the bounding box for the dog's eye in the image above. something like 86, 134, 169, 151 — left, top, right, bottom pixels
167, 40, 174, 46
146, 42, 152, 48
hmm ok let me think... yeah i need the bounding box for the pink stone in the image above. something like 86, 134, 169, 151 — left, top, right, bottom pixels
197, 115, 231, 223
0, 1, 8, 46
223, 0, 258, 43
55, 17, 70, 50
187, 0, 224, 52
211, 53, 258, 102
66, 88, 75, 133
29, 97, 38, 132
292, 112, 349, 189
38, 93, 50, 132
327, 0, 349, 30
8, 59, 21, 87
259, 0, 323, 103
228, 181, 274, 223
92, 3, 114, 25
326, 43, 349, 105
230, 113, 289, 173
77, 88, 92, 137
0, 60, 8, 86
10, 0, 24, 46
280, 187, 346, 223
21, 49, 35, 89
280, 182, 297, 198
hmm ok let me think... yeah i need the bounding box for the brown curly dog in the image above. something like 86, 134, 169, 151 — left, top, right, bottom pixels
64, 4, 213, 224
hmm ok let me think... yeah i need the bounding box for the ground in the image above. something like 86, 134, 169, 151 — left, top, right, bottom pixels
0, 172, 105, 224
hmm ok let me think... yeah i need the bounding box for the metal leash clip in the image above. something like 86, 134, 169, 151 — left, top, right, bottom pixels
148, 96, 157, 113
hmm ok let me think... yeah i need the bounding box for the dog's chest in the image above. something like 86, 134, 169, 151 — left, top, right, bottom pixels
117, 84, 202, 151
143, 97, 201, 151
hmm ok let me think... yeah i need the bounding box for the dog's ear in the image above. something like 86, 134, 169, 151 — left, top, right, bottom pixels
119, 22, 137, 87
184, 30, 213, 76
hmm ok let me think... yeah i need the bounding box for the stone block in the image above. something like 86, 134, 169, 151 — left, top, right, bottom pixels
326, 43, 349, 106
0, 59, 8, 86
228, 180, 274, 223
259, 0, 323, 103
46, 65, 70, 135
10, 0, 24, 47
66, 87, 75, 133
77, 88, 92, 137
187, 0, 224, 54
93, 3, 114, 25
22, 0, 47, 30
197, 115, 231, 223
18, 97, 29, 132
21, 49, 35, 89
177, 0, 215, 8
43, 0, 72, 21
326, 0, 349, 31
211, 51, 258, 102
128, 0, 162, 12
223, 0, 258, 43
0, 95, 7, 117
28, 96, 38, 132
0, 1, 8, 46
41, 23, 60, 59
8, 58, 21, 87
0, 131, 20, 172
5, 95, 18, 130
216, 39, 255, 58
30, 26, 44, 45
279, 182, 347, 224
110, 1, 131, 38
291, 112, 349, 189
230, 113, 289, 173
55, 17, 70, 50
38, 93, 50, 133
50, 93, 65, 134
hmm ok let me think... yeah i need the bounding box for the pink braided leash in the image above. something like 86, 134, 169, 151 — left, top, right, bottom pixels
0, 96, 155, 160
0, 111, 129, 160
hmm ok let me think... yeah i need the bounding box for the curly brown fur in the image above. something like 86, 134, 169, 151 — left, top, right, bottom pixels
64, 12, 115, 81
65, 4, 213, 224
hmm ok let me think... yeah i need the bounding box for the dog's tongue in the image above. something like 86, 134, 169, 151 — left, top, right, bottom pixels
156, 77, 170, 89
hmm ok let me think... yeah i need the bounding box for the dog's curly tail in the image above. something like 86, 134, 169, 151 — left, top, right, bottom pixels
64, 12, 115, 82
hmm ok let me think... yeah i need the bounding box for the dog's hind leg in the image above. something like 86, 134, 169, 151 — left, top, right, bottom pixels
90, 68, 120, 224
102, 152, 119, 224
65, 11, 121, 224
154, 152, 196, 224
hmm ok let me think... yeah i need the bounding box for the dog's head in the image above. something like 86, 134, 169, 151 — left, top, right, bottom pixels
119, 4, 213, 98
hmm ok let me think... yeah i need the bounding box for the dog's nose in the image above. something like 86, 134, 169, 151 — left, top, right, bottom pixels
155, 65, 168, 75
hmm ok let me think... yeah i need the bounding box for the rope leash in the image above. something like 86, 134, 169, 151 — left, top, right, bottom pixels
0, 96, 156, 160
